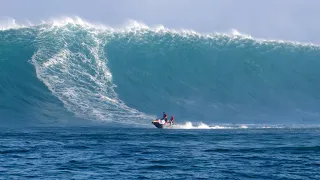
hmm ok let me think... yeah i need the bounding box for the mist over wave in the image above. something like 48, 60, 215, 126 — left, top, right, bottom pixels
1, 17, 320, 127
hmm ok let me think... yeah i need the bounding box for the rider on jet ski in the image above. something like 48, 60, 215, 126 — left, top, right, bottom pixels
161, 112, 168, 122
170, 115, 174, 125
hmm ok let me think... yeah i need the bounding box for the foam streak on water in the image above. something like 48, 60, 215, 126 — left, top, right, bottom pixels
31, 22, 147, 123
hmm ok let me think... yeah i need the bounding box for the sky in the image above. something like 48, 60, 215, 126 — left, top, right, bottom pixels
0, 0, 319, 43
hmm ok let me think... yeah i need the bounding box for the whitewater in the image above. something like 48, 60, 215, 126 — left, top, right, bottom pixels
1, 17, 320, 128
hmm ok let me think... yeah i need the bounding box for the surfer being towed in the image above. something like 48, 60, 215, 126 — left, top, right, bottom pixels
170, 115, 174, 125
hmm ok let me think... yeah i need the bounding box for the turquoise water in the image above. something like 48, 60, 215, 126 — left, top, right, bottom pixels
1, 19, 320, 126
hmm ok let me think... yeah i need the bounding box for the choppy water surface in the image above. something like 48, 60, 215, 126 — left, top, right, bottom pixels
0, 127, 319, 179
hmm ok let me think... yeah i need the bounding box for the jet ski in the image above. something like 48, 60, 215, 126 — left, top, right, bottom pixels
152, 119, 173, 129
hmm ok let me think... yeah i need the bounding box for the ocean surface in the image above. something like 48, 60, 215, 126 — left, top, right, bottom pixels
0, 127, 319, 180
1, 17, 320, 179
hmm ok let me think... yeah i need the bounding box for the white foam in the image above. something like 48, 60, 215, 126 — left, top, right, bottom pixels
41, 16, 108, 30
1, 16, 319, 47
230, 29, 252, 39
42, 49, 69, 68
0, 17, 27, 30
173, 122, 219, 129
240, 125, 248, 129
197, 122, 211, 129
168, 122, 301, 130
31, 22, 151, 123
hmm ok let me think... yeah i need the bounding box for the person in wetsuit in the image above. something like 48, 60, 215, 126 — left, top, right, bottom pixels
161, 112, 168, 123
170, 115, 175, 125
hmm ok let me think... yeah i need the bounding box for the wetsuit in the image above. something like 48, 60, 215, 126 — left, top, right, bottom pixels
170, 116, 174, 124
162, 113, 168, 122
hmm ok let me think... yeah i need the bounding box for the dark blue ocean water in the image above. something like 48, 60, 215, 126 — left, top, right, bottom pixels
1, 127, 319, 180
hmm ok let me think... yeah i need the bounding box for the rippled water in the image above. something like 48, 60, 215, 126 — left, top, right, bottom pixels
0, 127, 319, 179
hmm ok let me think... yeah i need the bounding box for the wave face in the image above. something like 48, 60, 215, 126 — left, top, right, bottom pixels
1, 18, 320, 126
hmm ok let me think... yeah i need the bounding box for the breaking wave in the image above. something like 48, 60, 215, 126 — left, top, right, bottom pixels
1, 17, 320, 126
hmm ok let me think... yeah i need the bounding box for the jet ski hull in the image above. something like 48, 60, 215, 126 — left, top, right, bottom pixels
152, 120, 172, 129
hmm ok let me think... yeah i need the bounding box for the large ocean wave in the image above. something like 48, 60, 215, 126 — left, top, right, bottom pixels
1, 17, 320, 126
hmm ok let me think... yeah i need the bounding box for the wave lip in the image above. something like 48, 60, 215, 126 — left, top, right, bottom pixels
0, 17, 29, 30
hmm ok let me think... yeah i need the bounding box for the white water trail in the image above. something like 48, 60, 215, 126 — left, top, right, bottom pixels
31, 22, 151, 123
